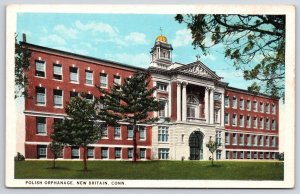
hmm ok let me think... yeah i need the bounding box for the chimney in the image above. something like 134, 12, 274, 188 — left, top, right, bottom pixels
22, 33, 27, 43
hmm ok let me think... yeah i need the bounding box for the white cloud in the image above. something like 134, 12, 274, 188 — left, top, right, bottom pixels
105, 53, 150, 68
41, 27, 48, 34
53, 24, 77, 39
75, 20, 117, 37
201, 54, 216, 61
39, 34, 66, 46
172, 28, 193, 47
124, 32, 149, 45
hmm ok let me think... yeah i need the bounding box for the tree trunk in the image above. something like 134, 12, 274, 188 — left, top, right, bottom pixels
53, 157, 56, 169
83, 147, 87, 171
133, 121, 138, 163
211, 153, 214, 166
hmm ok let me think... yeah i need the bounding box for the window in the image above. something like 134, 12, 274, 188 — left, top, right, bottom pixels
239, 134, 244, 145
115, 148, 121, 159
240, 151, 244, 159
266, 118, 270, 130
127, 125, 133, 139
214, 109, 220, 123
114, 75, 121, 90
233, 151, 237, 159
37, 145, 47, 158
247, 151, 251, 159
266, 152, 270, 159
266, 103, 270, 113
215, 131, 221, 145
158, 148, 169, 160
271, 152, 276, 159
246, 100, 251, 110
128, 148, 133, 159
87, 147, 94, 158
85, 70, 93, 85
225, 133, 229, 145
100, 73, 108, 88
70, 67, 79, 83
266, 136, 270, 147
239, 99, 244, 109
157, 82, 168, 91
187, 106, 196, 118
233, 133, 237, 145
101, 147, 108, 159
224, 113, 229, 125
253, 152, 258, 159
114, 126, 121, 139
259, 102, 264, 112
253, 117, 257, 128
53, 89, 63, 107
225, 96, 229, 107
35, 60, 45, 77
246, 116, 251, 128
260, 118, 264, 129
259, 136, 264, 146
140, 148, 146, 159
53, 64, 62, 80
139, 126, 146, 140
101, 125, 108, 138
232, 97, 237, 108
226, 151, 229, 159
253, 135, 257, 146
232, 114, 237, 126
239, 115, 244, 127
36, 117, 46, 134
216, 150, 222, 160
246, 134, 251, 146
71, 147, 79, 159
253, 101, 257, 112
260, 152, 264, 159
158, 126, 169, 142
159, 100, 167, 118
70, 91, 79, 98
272, 137, 276, 147
86, 94, 94, 103
272, 120, 276, 130
36, 87, 46, 105
272, 104, 276, 114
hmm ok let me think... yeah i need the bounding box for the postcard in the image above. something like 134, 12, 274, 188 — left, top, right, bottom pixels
6, 4, 295, 188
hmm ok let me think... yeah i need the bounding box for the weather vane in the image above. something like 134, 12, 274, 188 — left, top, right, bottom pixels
159, 27, 163, 35
196, 54, 200, 61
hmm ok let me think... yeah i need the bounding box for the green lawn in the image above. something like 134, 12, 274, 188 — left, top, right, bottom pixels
15, 160, 283, 180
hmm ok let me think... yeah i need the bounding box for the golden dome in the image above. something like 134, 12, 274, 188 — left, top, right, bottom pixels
156, 35, 167, 43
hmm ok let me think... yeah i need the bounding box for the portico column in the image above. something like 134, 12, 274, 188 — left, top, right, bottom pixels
182, 82, 187, 122
177, 81, 182, 121
209, 88, 214, 124
153, 81, 157, 117
205, 87, 209, 123
221, 92, 225, 126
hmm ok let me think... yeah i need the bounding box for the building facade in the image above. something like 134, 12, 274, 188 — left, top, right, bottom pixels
21, 34, 279, 161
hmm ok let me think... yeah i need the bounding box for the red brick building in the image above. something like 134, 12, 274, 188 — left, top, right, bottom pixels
21, 34, 280, 160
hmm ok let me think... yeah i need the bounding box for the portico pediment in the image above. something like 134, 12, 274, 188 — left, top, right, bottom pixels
172, 61, 221, 81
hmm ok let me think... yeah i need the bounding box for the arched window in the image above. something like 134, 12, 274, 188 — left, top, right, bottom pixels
187, 95, 199, 119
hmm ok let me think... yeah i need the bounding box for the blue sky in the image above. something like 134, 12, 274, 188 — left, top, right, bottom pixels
17, 13, 252, 89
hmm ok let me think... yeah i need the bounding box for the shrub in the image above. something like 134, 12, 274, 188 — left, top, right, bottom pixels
278, 152, 284, 161
14, 152, 25, 161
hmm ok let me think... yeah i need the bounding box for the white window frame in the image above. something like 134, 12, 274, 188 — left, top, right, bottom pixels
246, 100, 251, 110
246, 115, 251, 128
53, 89, 63, 108
239, 99, 244, 110
259, 136, 264, 146
37, 145, 47, 158
53, 64, 62, 80
85, 70, 93, 85
253, 101, 257, 112
233, 133, 237, 145
246, 134, 251, 146
225, 113, 229, 125
260, 102, 264, 113
272, 120, 276, 130
36, 87, 46, 106
114, 126, 121, 139
272, 104, 276, 114
128, 148, 133, 160
87, 147, 94, 158
101, 147, 109, 159
101, 125, 108, 138
115, 148, 122, 159
71, 147, 80, 159
266, 118, 270, 130
139, 126, 146, 140
225, 132, 230, 145
35, 60, 46, 78
36, 117, 46, 135
159, 99, 168, 118
232, 114, 237, 126
100, 73, 108, 88
114, 75, 121, 90
70, 67, 79, 83
266, 103, 270, 113
224, 96, 229, 107
158, 126, 169, 142
253, 117, 258, 128
157, 82, 168, 92
239, 134, 244, 145
266, 136, 270, 147
158, 148, 169, 160
239, 115, 244, 127
232, 96, 237, 108
253, 135, 258, 146
127, 125, 133, 139
272, 136, 276, 147
260, 118, 264, 129
139, 148, 146, 159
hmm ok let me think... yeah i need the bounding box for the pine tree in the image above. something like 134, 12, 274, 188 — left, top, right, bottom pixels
51, 93, 101, 171
96, 71, 164, 162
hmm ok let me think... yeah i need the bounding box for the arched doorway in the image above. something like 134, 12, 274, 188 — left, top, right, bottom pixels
189, 131, 203, 160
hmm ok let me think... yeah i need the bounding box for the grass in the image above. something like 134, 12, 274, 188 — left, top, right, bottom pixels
15, 160, 284, 180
